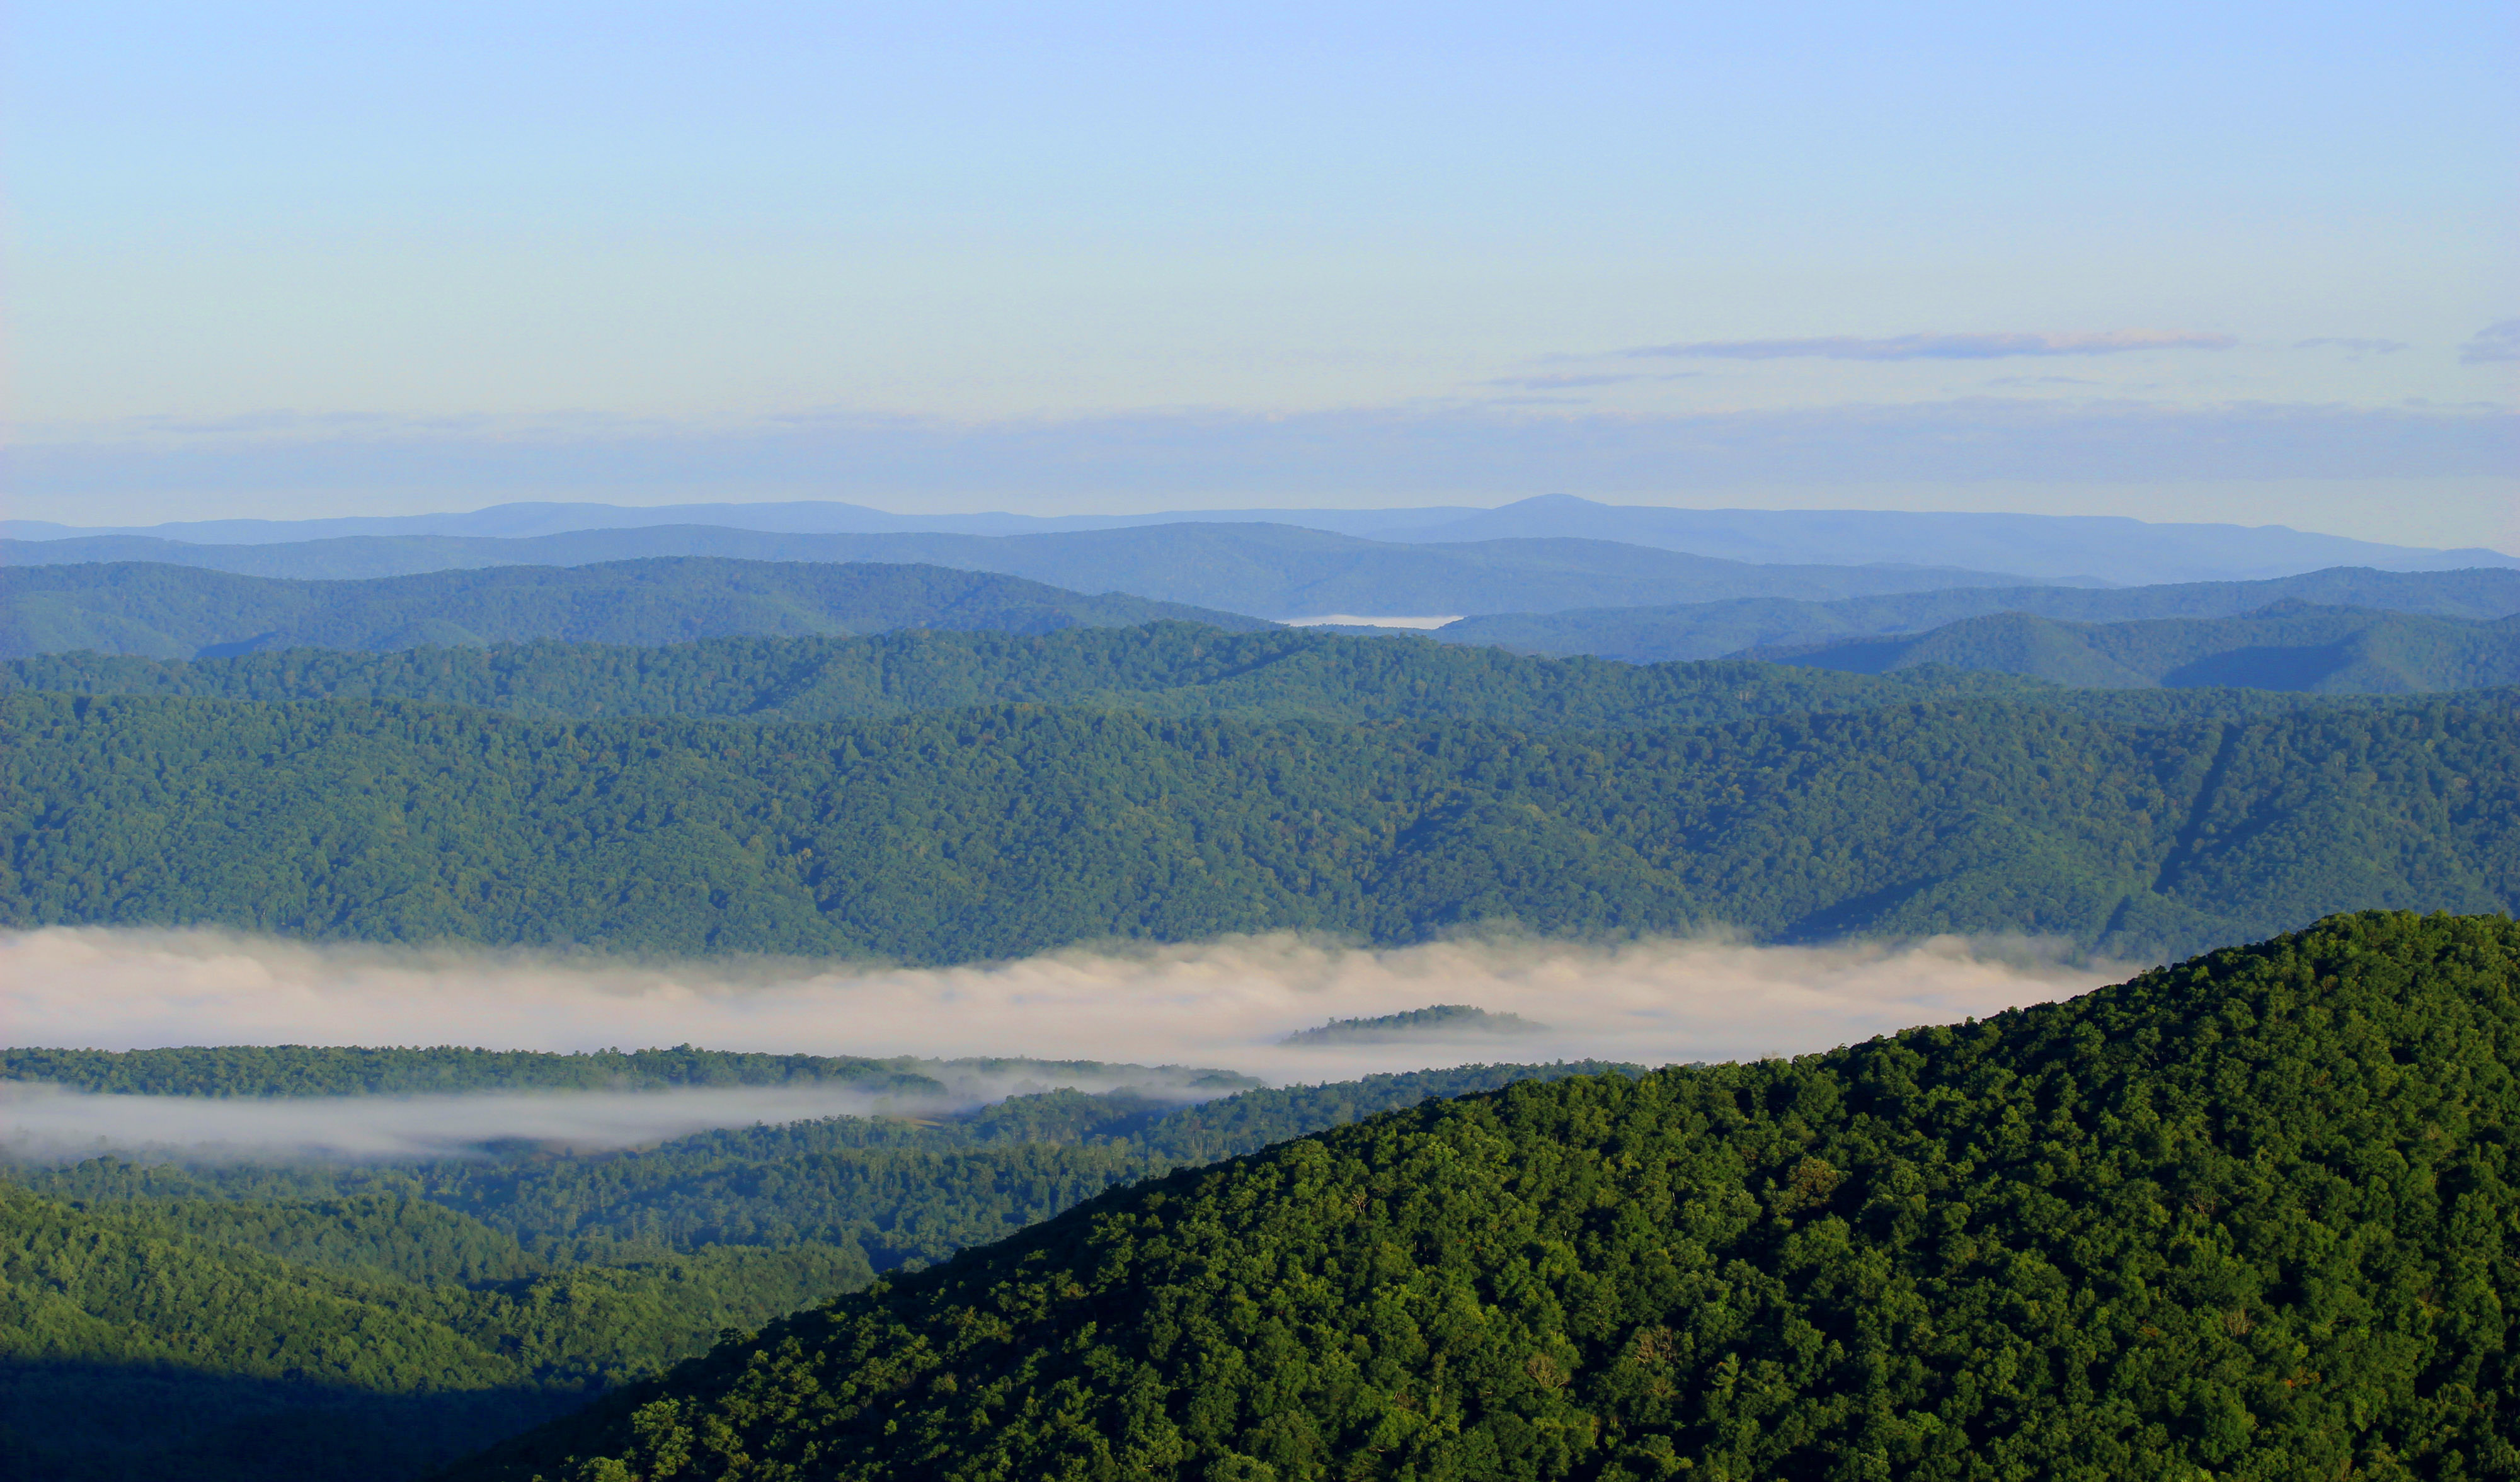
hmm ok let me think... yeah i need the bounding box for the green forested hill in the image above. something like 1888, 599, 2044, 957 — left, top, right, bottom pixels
0, 623, 2067, 728
1755, 601, 2520, 693
5, 690, 2511, 961
450, 911, 2520, 1482
0, 557, 1271, 659
1441, 564, 2520, 663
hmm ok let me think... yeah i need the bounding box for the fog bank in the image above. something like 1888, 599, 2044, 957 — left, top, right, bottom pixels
1, 925, 2121, 1080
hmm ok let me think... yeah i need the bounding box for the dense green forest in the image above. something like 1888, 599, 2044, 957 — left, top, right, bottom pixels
0, 1061, 1620, 1480
4, 688, 2511, 961
0, 623, 2071, 727
0, 523, 2026, 612
1755, 600, 2520, 693
1440, 564, 2520, 663
0, 1183, 873, 1481
450, 911, 2520, 1482
12, 623, 2494, 739
0, 558, 1269, 659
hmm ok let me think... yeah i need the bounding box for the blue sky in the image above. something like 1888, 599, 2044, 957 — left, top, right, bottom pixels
8, 1, 2515, 543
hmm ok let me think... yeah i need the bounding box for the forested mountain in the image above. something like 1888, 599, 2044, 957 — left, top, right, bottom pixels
0, 523, 2036, 615
450, 911, 2520, 1482
5, 622, 2458, 735
0, 623, 2066, 728
0, 557, 1271, 659
1439, 564, 2520, 663
1, 1061, 1620, 1481
5, 690, 2511, 962
1751, 600, 2520, 693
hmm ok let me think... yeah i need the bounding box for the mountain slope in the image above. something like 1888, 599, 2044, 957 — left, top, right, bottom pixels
1755, 602, 2520, 693
0, 558, 1272, 659
0, 523, 2036, 616
448, 911, 2520, 1481
4, 691, 2511, 962
1438, 566, 2520, 664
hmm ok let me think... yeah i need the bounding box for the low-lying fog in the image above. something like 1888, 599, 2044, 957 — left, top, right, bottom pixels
1, 925, 2126, 1160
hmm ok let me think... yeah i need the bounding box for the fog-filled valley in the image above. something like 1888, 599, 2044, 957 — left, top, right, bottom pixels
6, 507, 2517, 1481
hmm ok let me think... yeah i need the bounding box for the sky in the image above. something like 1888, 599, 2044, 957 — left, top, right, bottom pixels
7, 1, 2516, 543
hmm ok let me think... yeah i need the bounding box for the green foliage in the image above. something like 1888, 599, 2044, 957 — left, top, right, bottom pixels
1444, 565, 2520, 663
0, 1183, 871, 1482
454, 911, 2520, 1482
3, 689, 2512, 962
0, 622, 2072, 728
0, 557, 1268, 659
1758, 601, 2520, 693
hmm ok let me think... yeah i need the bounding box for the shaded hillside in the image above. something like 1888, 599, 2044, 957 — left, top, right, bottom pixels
0, 1184, 869, 1482
4, 690, 2511, 962
447, 911, 2520, 1481
0, 522, 2036, 617
1440, 565, 2520, 663
1755, 601, 2520, 693
0, 558, 1270, 659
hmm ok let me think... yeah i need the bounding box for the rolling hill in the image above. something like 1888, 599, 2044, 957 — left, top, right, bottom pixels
0, 558, 1271, 660
4, 689, 2511, 963
1752, 601, 2520, 692
0, 523, 2039, 618
446, 910, 2520, 1481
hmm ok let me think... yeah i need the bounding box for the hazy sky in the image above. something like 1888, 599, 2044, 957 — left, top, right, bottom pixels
8, 2, 2516, 540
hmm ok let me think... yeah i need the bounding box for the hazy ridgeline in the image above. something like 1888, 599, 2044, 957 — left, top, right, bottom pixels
0, 521, 2039, 615
1442, 562, 2520, 663
1749, 601, 2520, 693
0, 557, 1272, 660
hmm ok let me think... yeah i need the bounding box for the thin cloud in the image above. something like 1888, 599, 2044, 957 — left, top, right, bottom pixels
1617, 331, 2238, 362
2295, 337, 2408, 355
2461, 320, 2520, 365
1477, 372, 1704, 390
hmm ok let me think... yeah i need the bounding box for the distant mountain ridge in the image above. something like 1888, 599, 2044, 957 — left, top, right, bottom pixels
0, 525, 2040, 620
0, 558, 1271, 660
1750, 601, 2520, 693
11, 493, 2507, 584
1440, 565, 2520, 663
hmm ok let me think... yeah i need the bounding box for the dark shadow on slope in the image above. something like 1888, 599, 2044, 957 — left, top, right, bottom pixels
0, 1359, 577, 1482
